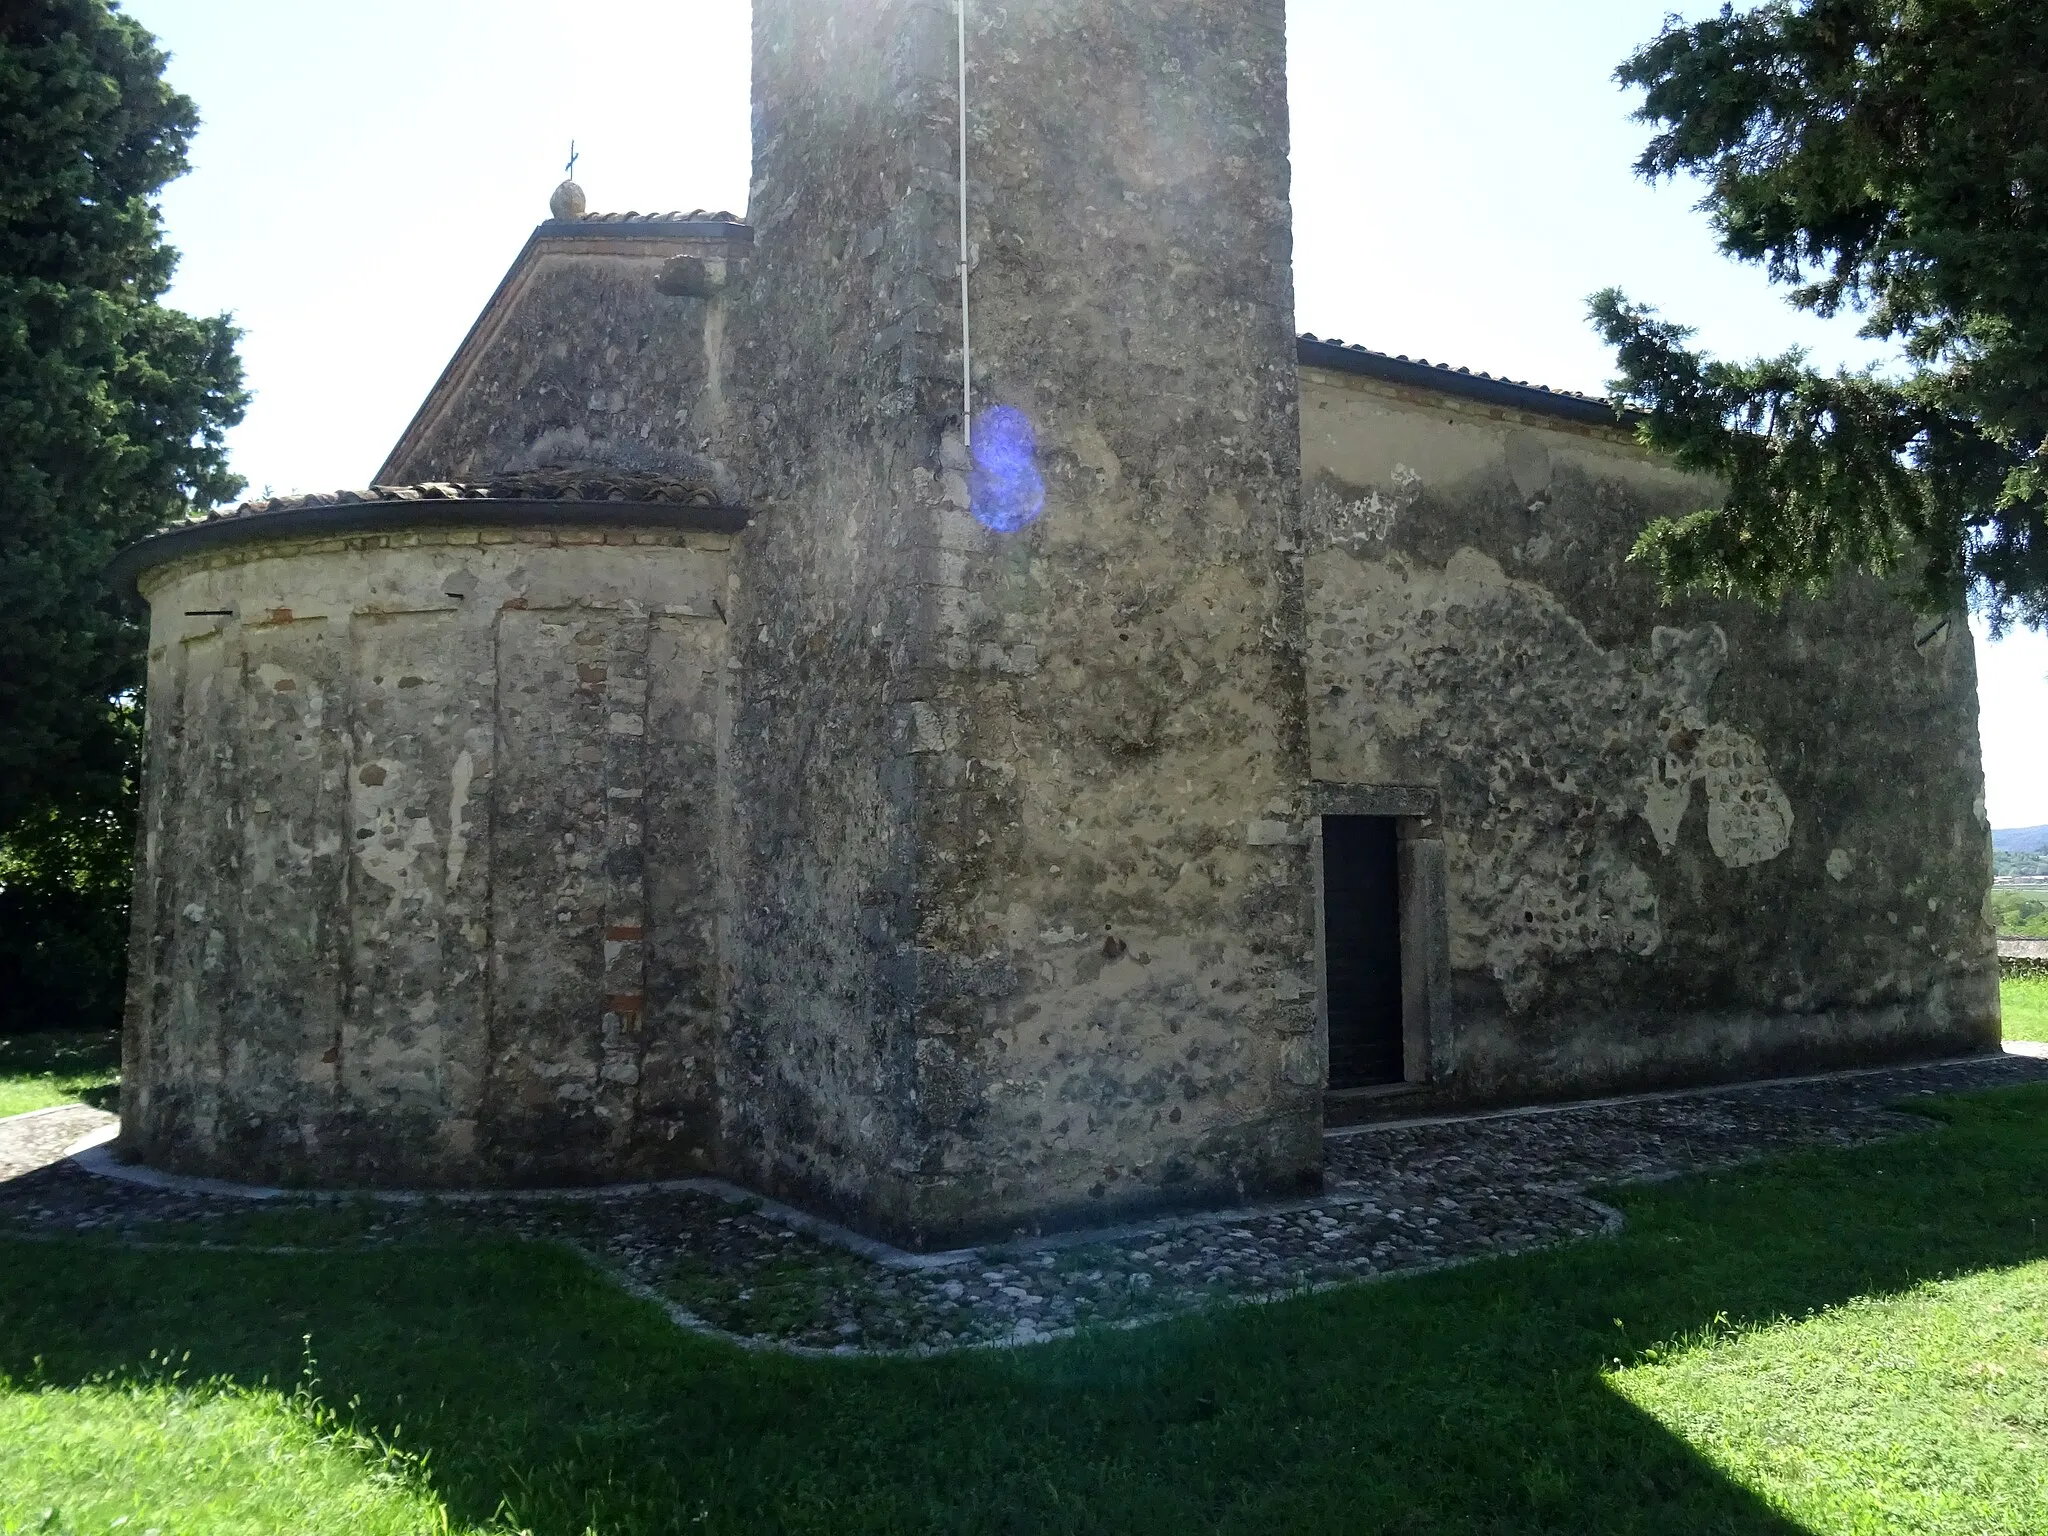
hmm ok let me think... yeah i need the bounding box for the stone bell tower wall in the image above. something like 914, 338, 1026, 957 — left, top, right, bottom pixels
726, 0, 1317, 1247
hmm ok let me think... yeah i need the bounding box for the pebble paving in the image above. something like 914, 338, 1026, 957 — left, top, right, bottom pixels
4, 1053, 2046, 1356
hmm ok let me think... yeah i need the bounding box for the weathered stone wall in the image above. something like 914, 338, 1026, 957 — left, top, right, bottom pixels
727, 0, 1316, 1247
122, 0, 1998, 1222
120, 525, 732, 1185
1300, 365, 2000, 1100
378, 224, 749, 492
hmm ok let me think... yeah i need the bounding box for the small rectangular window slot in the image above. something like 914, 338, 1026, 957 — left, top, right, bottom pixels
184, 610, 234, 617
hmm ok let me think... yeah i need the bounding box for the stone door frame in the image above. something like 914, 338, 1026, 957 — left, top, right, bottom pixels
1310, 782, 1454, 1101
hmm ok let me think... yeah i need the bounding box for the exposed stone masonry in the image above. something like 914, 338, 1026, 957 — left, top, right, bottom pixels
723, 0, 1317, 1246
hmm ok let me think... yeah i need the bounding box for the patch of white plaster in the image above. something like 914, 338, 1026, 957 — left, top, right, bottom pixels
1068, 421, 1123, 492
906, 701, 960, 754
1698, 724, 1795, 867
1270, 972, 1312, 1002
1633, 628, 1794, 867
1641, 755, 1695, 857
1279, 1038, 1324, 1086
446, 749, 475, 890
351, 760, 442, 914
1304, 464, 1423, 549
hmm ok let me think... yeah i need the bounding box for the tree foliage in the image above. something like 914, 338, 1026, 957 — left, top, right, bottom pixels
1594, 0, 2048, 628
0, 0, 243, 1028
0, 785, 134, 1030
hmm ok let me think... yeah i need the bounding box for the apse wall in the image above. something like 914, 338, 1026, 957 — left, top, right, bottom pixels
120, 517, 734, 1187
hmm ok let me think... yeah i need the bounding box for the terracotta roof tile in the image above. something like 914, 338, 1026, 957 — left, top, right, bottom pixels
204, 469, 725, 527
108, 470, 746, 597
1298, 334, 1628, 425
549, 209, 747, 226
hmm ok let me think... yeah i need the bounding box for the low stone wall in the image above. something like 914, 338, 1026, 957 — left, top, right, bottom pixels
2001, 939, 2048, 982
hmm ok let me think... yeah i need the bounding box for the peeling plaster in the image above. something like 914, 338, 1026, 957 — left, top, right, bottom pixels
1304, 463, 1420, 550
1635, 625, 1794, 867
124, 534, 731, 1188
1310, 546, 1793, 1008
446, 749, 475, 890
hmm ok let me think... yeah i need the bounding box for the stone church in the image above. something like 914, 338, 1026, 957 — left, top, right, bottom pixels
110, 0, 1999, 1249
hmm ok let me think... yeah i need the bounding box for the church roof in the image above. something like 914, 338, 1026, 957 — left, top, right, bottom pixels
539, 209, 751, 239
376, 211, 751, 485
222, 468, 728, 514
108, 470, 746, 598
1298, 334, 1630, 427
559, 209, 745, 226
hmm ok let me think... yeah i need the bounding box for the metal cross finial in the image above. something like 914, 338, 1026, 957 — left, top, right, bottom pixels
565, 140, 580, 180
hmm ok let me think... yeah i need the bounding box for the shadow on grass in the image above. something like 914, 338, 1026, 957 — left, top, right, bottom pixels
4, 1086, 2047, 1535
0, 1029, 120, 1112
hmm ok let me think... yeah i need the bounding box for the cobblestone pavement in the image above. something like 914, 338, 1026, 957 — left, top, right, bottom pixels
5, 1053, 2046, 1356
0, 1105, 114, 1183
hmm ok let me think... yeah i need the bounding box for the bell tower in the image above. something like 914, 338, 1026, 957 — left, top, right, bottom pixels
725, 0, 1316, 1247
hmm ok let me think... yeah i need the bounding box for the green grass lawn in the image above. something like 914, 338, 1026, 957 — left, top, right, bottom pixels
0, 1030, 119, 1118
4, 1088, 2048, 1534
0, 1365, 444, 1536
1614, 1259, 2048, 1533
2004, 974, 2048, 1042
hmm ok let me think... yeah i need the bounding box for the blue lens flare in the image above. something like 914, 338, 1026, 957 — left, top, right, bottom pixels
970, 404, 1046, 533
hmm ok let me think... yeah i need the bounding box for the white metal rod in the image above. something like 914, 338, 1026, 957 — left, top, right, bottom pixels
957, 0, 973, 446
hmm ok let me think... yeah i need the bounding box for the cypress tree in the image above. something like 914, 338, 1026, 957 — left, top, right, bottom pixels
0, 0, 244, 1028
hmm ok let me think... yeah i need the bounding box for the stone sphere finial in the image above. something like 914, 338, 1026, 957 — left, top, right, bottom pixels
550, 179, 587, 221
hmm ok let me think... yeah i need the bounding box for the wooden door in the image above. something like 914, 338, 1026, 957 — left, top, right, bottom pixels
1322, 815, 1405, 1089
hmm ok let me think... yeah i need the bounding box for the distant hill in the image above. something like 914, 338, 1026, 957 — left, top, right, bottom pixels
1995, 826, 2048, 853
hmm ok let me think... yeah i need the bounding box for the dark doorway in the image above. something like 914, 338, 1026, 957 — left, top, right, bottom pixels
1322, 815, 1405, 1090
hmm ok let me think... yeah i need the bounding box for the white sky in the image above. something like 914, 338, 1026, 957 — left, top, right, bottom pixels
128, 0, 2047, 829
